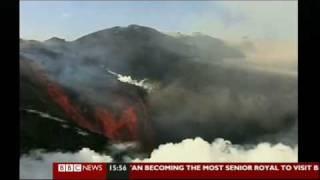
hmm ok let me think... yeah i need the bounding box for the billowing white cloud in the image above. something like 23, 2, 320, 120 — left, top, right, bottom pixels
20, 148, 113, 179
20, 138, 298, 179
134, 137, 298, 162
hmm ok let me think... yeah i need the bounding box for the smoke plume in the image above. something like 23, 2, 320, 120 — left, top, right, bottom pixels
20, 24, 297, 150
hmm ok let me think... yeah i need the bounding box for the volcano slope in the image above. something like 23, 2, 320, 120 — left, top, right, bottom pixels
20, 25, 297, 155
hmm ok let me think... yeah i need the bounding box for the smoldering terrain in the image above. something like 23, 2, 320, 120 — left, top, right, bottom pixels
20, 25, 297, 156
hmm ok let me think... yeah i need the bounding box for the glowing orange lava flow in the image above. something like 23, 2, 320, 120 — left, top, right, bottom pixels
45, 83, 100, 134
24, 60, 141, 142
95, 106, 138, 141
30, 63, 100, 135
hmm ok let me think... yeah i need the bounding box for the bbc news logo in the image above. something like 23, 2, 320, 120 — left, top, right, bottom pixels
58, 163, 103, 172
53, 163, 106, 179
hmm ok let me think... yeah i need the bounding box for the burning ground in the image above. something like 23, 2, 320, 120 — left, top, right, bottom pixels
20, 25, 297, 162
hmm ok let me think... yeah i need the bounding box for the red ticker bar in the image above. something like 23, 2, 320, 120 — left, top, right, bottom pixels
53, 162, 320, 179
128, 163, 319, 179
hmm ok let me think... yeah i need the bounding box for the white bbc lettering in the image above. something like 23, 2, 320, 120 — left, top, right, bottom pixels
58, 164, 66, 172
58, 163, 104, 172
66, 164, 74, 172
74, 164, 82, 172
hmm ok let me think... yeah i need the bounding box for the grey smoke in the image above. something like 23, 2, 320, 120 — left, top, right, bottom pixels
148, 61, 297, 146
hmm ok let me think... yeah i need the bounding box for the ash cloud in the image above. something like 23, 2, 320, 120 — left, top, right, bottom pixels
148, 59, 297, 146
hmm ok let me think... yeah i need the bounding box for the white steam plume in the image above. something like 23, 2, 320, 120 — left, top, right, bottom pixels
134, 137, 298, 162
103, 66, 154, 92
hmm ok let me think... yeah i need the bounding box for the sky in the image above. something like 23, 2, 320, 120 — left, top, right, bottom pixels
20, 1, 297, 42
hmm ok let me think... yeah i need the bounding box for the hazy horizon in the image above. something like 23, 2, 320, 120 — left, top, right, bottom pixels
20, 1, 297, 42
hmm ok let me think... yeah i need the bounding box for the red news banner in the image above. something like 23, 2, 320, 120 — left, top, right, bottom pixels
53, 162, 320, 179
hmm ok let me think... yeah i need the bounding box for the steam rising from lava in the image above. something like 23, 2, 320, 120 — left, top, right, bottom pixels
22, 59, 153, 147
105, 68, 154, 92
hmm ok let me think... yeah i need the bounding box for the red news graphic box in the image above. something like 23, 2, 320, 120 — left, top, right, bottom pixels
53, 163, 107, 179
53, 162, 320, 179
